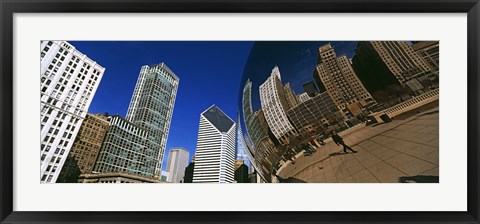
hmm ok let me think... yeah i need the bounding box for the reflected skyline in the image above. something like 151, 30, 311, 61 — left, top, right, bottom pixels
239, 41, 439, 182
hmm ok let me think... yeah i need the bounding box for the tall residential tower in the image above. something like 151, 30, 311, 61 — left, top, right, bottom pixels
315, 44, 374, 116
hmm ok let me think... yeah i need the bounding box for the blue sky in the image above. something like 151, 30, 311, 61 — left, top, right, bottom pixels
69, 41, 360, 173
70, 41, 254, 170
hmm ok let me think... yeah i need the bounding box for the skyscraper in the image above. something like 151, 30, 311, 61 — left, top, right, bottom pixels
242, 79, 270, 152
412, 41, 439, 72
40, 41, 105, 183
235, 114, 251, 172
315, 44, 374, 116
57, 113, 109, 183
259, 66, 298, 144
283, 83, 299, 110
125, 63, 179, 179
165, 148, 190, 183
193, 105, 236, 183
352, 41, 432, 94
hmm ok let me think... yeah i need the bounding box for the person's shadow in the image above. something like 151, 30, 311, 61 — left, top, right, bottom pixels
275, 175, 307, 183
398, 175, 439, 183
329, 151, 349, 157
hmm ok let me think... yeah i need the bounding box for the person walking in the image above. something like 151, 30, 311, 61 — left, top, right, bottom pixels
331, 130, 357, 153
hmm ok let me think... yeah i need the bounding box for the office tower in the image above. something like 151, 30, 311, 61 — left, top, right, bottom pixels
283, 83, 299, 110
315, 44, 374, 116
165, 147, 190, 183
259, 66, 298, 144
192, 105, 236, 183
40, 41, 105, 183
126, 63, 179, 178
235, 115, 251, 172
302, 81, 319, 97
287, 92, 345, 137
234, 160, 249, 183
183, 157, 195, 183
412, 41, 439, 72
57, 113, 109, 183
298, 92, 311, 103
352, 41, 432, 93
93, 115, 156, 178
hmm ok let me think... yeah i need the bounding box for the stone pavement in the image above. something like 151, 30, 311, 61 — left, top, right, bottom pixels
277, 108, 439, 183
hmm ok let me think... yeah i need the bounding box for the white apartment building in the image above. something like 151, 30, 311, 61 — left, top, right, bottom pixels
192, 105, 236, 183
166, 148, 190, 183
259, 66, 298, 144
40, 41, 105, 183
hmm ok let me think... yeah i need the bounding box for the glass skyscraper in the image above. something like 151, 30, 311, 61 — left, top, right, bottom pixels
235, 114, 251, 172
125, 63, 179, 179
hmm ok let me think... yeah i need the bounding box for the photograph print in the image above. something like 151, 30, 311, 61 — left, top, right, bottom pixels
40, 41, 439, 184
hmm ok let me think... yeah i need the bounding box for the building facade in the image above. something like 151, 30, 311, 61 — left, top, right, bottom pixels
78, 172, 160, 183
287, 92, 345, 137
412, 41, 439, 72
283, 83, 299, 109
93, 115, 156, 179
57, 113, 109, 183
298, 92, 311, 103
40, 41, 105, 183
165, 147, 190, 183
125, 63, 179, 178
192, 105, 236, 183
352, 41, 433, 95
235, 115, 251, 172
259, 66, 298, 144
368, 41, 432, 83
302, 81, 319, 97
315, 44, 374, 116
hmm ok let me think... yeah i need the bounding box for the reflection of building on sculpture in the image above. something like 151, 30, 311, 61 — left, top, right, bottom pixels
241, 41, 439, 183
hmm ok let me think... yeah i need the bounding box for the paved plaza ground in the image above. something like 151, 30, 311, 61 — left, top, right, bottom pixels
277, 107, 439, 183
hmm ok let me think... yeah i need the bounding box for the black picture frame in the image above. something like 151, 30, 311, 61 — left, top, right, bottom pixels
1, 0, 479, 223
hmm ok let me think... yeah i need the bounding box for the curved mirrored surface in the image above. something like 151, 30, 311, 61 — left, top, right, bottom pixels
238, 41, 439, 182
